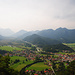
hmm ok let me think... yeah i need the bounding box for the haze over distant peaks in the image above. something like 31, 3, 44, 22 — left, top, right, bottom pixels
12, 30, 27, 37
0, 28, 14, 36
0, 27, 75, 43
0, 35, 4, 40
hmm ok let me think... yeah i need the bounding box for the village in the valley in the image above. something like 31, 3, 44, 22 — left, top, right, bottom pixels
5, 49, 75, 63
4, 46, 75, 75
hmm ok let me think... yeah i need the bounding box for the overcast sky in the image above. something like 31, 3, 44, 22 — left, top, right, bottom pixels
0, 0, 75, 32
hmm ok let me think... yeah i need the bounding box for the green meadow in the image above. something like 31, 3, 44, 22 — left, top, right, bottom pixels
26, 62, 50, 71
10, 56, 34, 71
10, 56, 26, 61
0, 46, 22, 51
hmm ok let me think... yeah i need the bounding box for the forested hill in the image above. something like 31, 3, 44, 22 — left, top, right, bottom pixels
43, 44, 74, 52
23, 34, 61, 47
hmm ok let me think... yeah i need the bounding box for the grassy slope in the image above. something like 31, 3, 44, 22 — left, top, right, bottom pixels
26, 62, 50, 71
0, 46, 22, 51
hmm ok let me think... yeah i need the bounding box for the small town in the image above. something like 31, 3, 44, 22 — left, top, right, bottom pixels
4, 48, 75, 75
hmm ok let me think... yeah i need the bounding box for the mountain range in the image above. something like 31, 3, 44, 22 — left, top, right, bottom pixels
37, 27, 75, 43
23, 27, 75, 43
0, 27, 75, 43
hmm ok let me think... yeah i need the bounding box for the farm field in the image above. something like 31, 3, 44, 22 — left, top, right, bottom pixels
10, 56, 26, 62
15, 64, 26, 71
26, 62, 50, 71
10, 56, 34, 71
0, 46, 22, 51
63, 43, 75, 50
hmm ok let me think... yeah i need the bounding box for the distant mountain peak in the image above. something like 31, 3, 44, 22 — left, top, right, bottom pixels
11, 30, 27, 37
17, 30, 27, 32
56, 27, 68, 31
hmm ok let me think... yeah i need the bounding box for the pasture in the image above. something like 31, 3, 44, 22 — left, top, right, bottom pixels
0, 46, 22, 51
10, 56, 26, 61
26, 62, 50, 71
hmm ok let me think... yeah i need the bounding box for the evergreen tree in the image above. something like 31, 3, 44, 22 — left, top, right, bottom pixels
56, 62, 65, 75
66, 60, 75, 75
0, 54, 19, 75
52, 61, 56, 70
58, 62, 65, 71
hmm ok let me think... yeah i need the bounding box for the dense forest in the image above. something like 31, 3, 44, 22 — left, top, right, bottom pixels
43, 44, 74, 52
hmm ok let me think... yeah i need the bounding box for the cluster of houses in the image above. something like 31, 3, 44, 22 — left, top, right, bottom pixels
4, 49, 75, 65
54, 53, 75, 62
25, 69, 54, 75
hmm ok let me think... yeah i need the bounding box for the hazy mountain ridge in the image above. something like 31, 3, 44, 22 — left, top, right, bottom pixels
0, 35, 4, 40
18, 30, 39, 39
0, 28, 14, 36
11, 30, 27, 37
37, 27, 75, 43
0, 27, 75, 43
